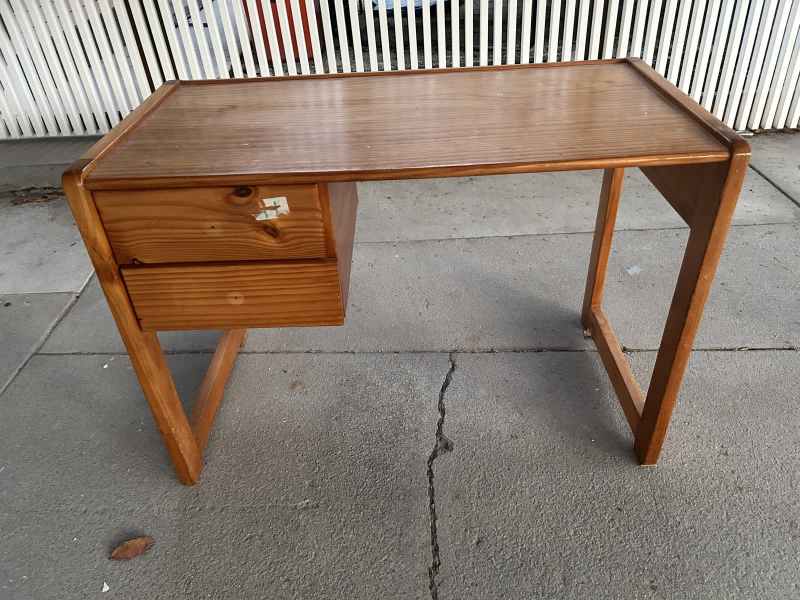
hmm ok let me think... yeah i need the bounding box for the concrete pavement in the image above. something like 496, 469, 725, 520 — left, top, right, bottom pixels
0, 133, 799, 599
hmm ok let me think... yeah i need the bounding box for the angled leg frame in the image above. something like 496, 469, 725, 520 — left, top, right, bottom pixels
64, 164, 246, 485
583, 154, 749, 464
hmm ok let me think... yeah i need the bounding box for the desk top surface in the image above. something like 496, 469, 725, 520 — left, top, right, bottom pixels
82, 60, 740, 189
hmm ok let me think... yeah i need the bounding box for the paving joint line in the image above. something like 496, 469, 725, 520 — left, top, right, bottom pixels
0, 291, 82, 399
748, 163, 800, 210
35, 346, 799, 357
426, 353, 456, 600
353, 219, 798, 246
0, 273, 95, 398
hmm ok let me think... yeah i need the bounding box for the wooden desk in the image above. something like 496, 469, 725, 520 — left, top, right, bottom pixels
63, 59, 749, 484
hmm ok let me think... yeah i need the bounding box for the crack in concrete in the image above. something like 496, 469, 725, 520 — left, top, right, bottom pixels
426, 353, 456, 600
36, 346, 800, 357
749, 164, 800, 210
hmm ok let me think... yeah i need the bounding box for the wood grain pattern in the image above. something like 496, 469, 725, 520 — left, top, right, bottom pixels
94, 184, 326, 264
62, 61, 753, 474
191, 329, 247, 453
84, 61, 730, 188
62, 160, 202, 485
626, 58, 748, 151
589, 307, 644, 431
640, 162, 729, 228
123, 260, 345, 330
582, 168, 624, 331
325, 182, 359, 309
634, 149, 750, 464
79, 82, 180, 169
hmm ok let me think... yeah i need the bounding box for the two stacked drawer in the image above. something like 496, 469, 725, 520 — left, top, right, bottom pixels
94, 182, 358, 331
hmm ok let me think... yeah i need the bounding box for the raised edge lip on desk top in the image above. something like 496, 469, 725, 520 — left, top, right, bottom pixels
74, 59, 745, 190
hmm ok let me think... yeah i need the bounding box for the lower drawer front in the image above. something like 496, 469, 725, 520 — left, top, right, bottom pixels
122, 261, 344, 331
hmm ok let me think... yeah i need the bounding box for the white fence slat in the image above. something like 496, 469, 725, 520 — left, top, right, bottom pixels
713, 0, 751, 117
423, 0, 433, 68
0, 70, 10, 137
0, 2, 59, 133
630, 0, 649, 58
245, 0, 271, 75
258, 0, 283, 75
142, 0, 177, 80
276, 0, 299, 75
377, 0, 391, 70
535, 0, 547, 62
453, 0, 461, 66
362, 0, 379, 71
216, 0, 245, 77
493, 0, 504, 64
666, 0, 694, 81
724, 0, 764, 125
305, 0, 325, 73
787, 72, 800, 126
156, 0, 189, 79
320, 0, 340, 71
736, 0, 779, 129
0, 55, 31, 136
291, 0, 312, 73
562, 0, 576, 61
643, 0, 664, 64
774, 23, 800, 127
520, 0, 531, 64
64, 0, 116, 130
749, 0, 794, 128
333, 0, 353, 71
548, 0, 561, 62
201, 0, 232, 78
185, 0, 217, 77
690, 0, 722, 100
74, 0, 126, 120
130, 0, 167, 85
466, 0, 474, 66
589, 0, 604, 60
58, 0, 116, 129
40, 0, 98, 133
346, 0, 363, 72
111, 0, 154, 95
678, 0, 708, 90
701, 0, 736, 109
408, 0, 419, 68
655, 0, 679, 73
0, 74, 17, 136
575, 0, 590, 60
479, 0, 489, 64
438, 0, 447, 67
229, 0, 256, 76
393, 0, 406, 69
97, 0, 141, 105
506, 0, 517, 64
603, 0, 620, 59
764, 0, 800, 126
26, 0, 85, 133
617, 0, 634, 57
5, 0, 70, 132
170, 0, 204, 78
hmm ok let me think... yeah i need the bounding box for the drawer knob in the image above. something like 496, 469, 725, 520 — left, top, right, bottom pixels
233, 186, 253, 198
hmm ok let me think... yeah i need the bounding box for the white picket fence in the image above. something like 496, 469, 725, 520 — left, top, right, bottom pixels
1, 0, 799, 138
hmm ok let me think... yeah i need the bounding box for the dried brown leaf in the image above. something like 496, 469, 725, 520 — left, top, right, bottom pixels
110, 536, 154, 560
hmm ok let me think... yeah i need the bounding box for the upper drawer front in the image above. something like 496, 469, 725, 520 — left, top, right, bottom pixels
94, 184, 328, 265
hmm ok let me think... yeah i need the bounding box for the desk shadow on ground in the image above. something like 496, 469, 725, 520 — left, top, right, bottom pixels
438, 264, 636, 461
